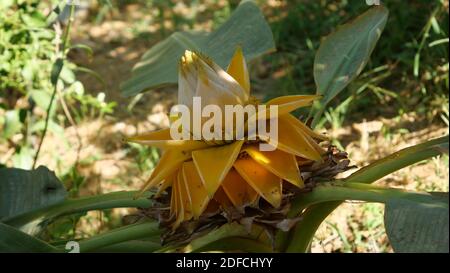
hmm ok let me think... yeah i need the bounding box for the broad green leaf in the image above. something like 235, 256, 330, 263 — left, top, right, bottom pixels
385, 193, 449, 253
311, 6, 389, 127
0, 166, 67, 231
0, 222, 57, 253
121, 0, 275, 97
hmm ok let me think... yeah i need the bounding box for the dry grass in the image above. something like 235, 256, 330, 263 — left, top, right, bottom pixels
312, 116, 448, 252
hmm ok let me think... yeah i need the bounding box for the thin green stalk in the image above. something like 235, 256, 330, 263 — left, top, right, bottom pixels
33, 4, 76, 169
310, 101, 325, 129
343, 136, 448, 183
70, 221, 160, 253
414, 6, 442, 77
61, 4, 75, 52
32, 79, 58, 169
4, 191, 152, 230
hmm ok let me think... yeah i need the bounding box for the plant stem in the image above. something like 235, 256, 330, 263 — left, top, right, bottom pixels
157, 222, 249, 253
61, 4, 75, 53
285, 183, 447, 253
288, 182, 441, 218
4, 191, 152, 230
71, 221, 160, 253
32, 4, 76, 169
284, 135, 448, 252
309, 101, 325, 129
342, 136, 448, 183
32, 82, 57, 169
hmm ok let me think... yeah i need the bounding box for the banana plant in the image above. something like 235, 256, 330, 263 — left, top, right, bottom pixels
0, 1, 448, 253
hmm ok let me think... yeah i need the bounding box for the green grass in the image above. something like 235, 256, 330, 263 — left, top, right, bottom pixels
258, 0, 449, 128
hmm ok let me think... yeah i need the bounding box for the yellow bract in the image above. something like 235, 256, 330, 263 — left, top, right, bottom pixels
234, 156, 282, 208
129, 47, 326, 229
221, 168, 258, 209
127, 128, 210, 151
192, 140, 244, 197
138, 148, 192, 194
182, 161, 210, 218
226, 46, 250, 96
244, 145, 303, 187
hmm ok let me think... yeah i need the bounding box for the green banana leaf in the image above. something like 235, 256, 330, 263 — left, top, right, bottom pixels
120, 0, 275, 97
311, 5, 389, 127
385, 192, 449, 253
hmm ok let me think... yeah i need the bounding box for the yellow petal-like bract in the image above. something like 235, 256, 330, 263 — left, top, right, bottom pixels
129, 47, 326, 229
192, 140, 244, 197
234, 156, 282, 208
